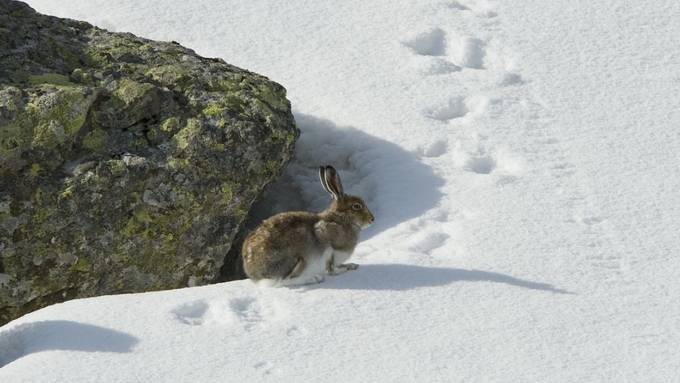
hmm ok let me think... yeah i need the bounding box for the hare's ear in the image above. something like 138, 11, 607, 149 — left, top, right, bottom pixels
319, 166, 335, 198
324, 165, 344, 199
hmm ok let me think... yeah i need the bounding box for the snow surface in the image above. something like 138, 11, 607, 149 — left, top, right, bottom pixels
2, 0, 680, 381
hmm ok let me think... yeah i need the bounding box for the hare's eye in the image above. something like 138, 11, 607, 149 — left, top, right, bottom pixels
352, 203, 362, 210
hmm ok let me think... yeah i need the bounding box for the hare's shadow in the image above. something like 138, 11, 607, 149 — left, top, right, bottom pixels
0, 320, 139, 367
220, 113, 445, 280
313, 264, 574, 294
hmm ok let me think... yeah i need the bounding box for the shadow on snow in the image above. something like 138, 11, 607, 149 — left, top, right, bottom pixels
313, 263, 574, 294
0, 320, 139, 367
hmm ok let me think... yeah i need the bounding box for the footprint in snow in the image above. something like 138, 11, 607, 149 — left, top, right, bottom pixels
402, 28, 462, 75
417, 139, 449, 158
424, 96, 469, 121
171, 297, 271, 329
402, 27, 447, 56
497, 71, 524, 87
462, 146, 525, 178
171, 300, 210, 326
452, 36, 486, 69
465, 154, 497, 174
229, 297, 264, 331
423, 95, 489, 122
402, 28, 488, 72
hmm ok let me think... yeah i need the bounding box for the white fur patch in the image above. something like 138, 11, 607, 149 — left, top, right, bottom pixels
302, 247, 333, 278
333, 250, 353, 266
265, 247, 334, 287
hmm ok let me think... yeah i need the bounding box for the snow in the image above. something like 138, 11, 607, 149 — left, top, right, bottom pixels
2, 0, 680, 381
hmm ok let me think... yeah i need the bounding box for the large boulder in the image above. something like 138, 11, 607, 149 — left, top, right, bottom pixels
0, 1, 298, 325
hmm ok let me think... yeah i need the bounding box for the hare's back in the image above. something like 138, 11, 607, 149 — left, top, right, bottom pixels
249, 211, 321, 249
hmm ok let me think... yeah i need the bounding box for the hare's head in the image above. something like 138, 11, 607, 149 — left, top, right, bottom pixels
319, 165, 374, 229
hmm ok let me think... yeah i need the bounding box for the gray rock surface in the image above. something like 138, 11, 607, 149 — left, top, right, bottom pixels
0, 0, 298, 325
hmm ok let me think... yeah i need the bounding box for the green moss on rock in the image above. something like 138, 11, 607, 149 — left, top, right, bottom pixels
28, 73, 73, 86
114, 78, 155, 105
173, 118, 203, 150
81, 128, 108, 152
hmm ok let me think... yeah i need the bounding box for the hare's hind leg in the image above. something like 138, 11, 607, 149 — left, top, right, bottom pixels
279, 257, 325, 286
284, 257, 306, 279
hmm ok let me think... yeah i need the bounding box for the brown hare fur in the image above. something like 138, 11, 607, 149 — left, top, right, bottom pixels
242, 165, 374, 285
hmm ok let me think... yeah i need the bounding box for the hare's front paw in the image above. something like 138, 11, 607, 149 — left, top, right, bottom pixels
341, 263, 359, 271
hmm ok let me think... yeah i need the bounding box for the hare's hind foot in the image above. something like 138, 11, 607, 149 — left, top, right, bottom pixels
327, 262, 359, 275
280, 274, 325, 286
342, 263, 359, 271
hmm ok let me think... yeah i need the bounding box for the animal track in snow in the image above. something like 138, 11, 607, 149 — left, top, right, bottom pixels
465, 155, 497, 174
498, 72, 524, 87
229, 297, 263, 331
171, 300, 209, 326
402, 28, 466, 76
417, 140, 449, 158
424, 95, 489, 122
171, 296, 273, 329
402, 27, 447, 56
403, 28, 487, 71
452, 37, 486, 69
424, 96, 468, 121
462, 147, 525, 176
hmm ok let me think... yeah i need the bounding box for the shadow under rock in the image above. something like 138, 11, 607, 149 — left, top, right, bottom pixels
0, 320, 139, 367
313, 264, 574, 294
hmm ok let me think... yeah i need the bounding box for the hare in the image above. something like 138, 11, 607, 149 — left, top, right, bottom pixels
242, 165, 374, 285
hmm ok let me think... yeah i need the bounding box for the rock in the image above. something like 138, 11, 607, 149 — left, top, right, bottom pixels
0, 1, 298, 325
